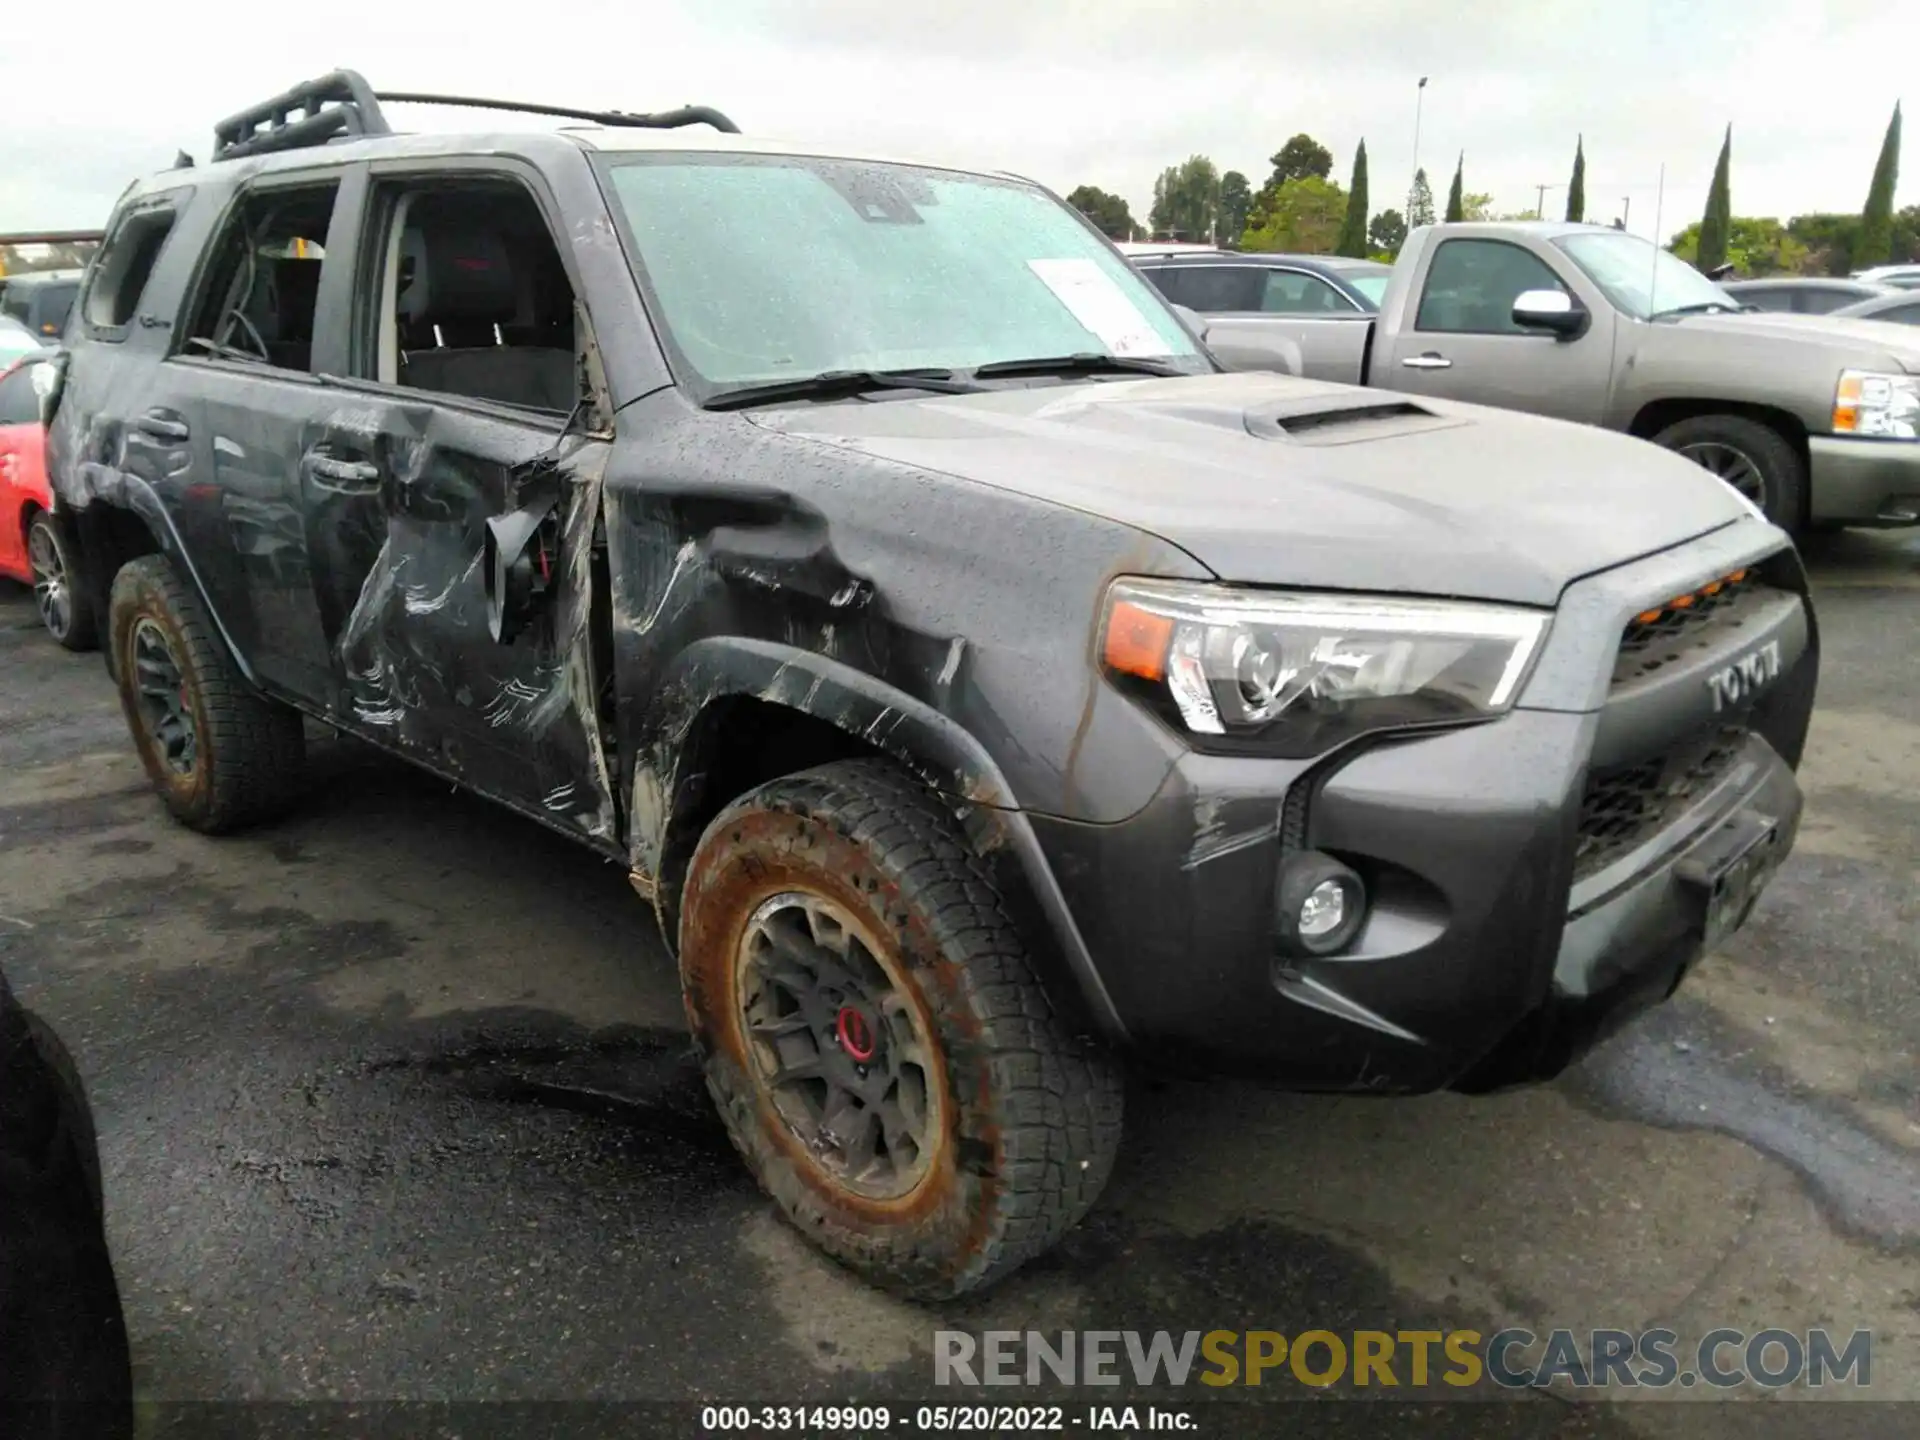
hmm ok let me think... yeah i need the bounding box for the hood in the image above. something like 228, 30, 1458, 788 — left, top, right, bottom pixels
748, 371, 1751, 606
1671, 310, 1920, 371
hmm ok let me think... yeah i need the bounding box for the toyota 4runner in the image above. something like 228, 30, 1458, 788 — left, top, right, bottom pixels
43, 72, 1819, 1298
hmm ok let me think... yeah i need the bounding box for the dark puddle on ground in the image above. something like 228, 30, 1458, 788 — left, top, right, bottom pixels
365, 1017, 742, 1170
1568, 996, 1920, 1252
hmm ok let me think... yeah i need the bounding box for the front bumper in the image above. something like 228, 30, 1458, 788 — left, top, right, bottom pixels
1026, 519, 1816, 1093
1030, 721, 1800, 1092
1808, 435, 1920, 526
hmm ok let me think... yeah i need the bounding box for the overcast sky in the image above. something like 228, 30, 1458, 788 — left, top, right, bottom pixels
1, 0, 1909, 239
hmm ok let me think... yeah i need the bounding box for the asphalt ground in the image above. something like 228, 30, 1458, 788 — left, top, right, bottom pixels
2, 527, 1916, 1439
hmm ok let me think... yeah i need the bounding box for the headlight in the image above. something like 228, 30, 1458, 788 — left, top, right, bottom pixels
1833, 369, 1920, 439
1100, 579, 1551, 758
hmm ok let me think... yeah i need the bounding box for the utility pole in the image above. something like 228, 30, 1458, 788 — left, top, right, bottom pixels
1622, 196, 1631, 229
1533, 182, 1563, 219
1408, 75, 1429, 216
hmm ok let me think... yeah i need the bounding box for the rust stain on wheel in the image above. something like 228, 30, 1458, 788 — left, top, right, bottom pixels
686, 813, 964, 1228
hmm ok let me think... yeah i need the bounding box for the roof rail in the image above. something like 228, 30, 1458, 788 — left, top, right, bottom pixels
376, 91, 740, 135
213, 70, 392, 162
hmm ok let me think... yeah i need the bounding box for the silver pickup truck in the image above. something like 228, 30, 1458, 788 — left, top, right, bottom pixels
1187, 222, 1920, 535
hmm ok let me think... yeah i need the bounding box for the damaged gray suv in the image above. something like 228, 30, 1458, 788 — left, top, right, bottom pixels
44, 72, 1818, 1298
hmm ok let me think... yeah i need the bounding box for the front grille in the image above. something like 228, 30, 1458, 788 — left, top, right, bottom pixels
1574, 725, 1749, 878
1612, 568, 1773, 689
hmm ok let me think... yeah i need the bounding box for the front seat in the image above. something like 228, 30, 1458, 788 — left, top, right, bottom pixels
396, 225, 576, 413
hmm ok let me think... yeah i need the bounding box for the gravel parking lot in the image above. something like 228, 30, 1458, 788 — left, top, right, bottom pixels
1, 530, 1916, 1438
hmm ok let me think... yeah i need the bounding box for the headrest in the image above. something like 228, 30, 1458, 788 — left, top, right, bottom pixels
397, 225, 516, 326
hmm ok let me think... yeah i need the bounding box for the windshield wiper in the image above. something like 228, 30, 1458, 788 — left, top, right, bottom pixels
703, 368, 985, 411
968, 352, 1190, 380
1651, 301, 1740, 320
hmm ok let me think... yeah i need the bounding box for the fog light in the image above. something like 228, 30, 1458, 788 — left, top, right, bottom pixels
1276, 851, 1367, 958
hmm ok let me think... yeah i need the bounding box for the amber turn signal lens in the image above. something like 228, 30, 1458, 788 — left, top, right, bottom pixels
1103, 601, 1174, 681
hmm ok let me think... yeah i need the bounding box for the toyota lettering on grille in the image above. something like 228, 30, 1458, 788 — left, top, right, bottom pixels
1707, 638, 1782, 713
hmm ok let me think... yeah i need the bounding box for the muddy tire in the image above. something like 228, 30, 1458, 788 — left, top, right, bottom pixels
108, 555, 306, 833
26, 510, 97, 652
1652, 413, 1806, 533
679, 759, 1122, 1299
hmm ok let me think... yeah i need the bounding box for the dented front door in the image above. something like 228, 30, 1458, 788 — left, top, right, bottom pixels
304, 396, 618, 845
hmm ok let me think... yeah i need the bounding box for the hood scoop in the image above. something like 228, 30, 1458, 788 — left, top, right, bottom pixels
1245, 396, 1467, 446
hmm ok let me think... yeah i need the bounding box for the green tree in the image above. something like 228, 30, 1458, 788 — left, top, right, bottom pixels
1785, 212, 1859, 275
1064, 185, 1136, 240
1444, 154, 1466, 223
1407, 168, 1436, 228
1567, 136, 1586, 223
1856, 102, 1903, 269
1242, 176, 1350, 254
1668, 216, 1810, 277
1697, 125, 1733, 272
1268, 134, 1334, 188
1368, 208, 1408, 256
1149, 155, 1222, 242
1335, 142, 1370, 257
1218, 171, 1253, 247
1459, 192, 1496, 222
1894, 204, 1920, 264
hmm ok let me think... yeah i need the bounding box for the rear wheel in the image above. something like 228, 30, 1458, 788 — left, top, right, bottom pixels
26, 510, 97, 651
1652, 413, 1806, 533
678, 758, 1123, 1298
108, 555, 306, 833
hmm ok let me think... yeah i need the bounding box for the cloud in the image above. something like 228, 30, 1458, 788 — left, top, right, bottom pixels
0, 0, 1906, 236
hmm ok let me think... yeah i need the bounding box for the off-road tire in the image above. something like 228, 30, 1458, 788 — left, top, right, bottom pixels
26, 510, 97, 652
1652, 413, 1807, 534
108, 555, 306, 833
679, 758, 1123, 1299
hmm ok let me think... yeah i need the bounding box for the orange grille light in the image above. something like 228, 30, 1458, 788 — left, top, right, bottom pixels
1634, 569, 1750, 626
1104, 601, 1174, 681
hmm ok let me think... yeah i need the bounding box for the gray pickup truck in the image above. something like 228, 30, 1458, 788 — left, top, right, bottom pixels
1191, 221, 1920, 534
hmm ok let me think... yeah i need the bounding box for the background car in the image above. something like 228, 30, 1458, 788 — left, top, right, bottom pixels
1851, 263, 1920, 290
0, 314, 45, 368
0, 268, 83, 341
1131, 249, 1392, 314
1828, 289, 1920, 326
1719, 277, 1893, 314
0, 352, 94, 649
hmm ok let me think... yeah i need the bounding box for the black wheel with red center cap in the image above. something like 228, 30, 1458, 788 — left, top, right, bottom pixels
733, 890, 941, 1201
676, 758, 1124, 1298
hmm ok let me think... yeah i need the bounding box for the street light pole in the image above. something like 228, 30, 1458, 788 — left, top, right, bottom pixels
1408, 76, 1429, 217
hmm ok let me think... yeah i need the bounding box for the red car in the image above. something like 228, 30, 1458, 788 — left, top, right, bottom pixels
0, 335, 96, 649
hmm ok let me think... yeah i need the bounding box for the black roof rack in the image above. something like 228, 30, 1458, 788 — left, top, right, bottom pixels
213, 70, 392, 162
211, 70, 740, 163
377, 91, 741, 136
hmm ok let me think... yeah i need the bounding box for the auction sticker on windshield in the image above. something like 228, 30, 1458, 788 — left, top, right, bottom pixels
1027, 258, 1174, 357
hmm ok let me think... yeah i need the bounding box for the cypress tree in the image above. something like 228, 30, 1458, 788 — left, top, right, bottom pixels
1857, 103, 1903, 269
1566, 136, 1586, 223
1444, 154, 1465, 223
1698, 126, 1733, 272
1336, 141, 1370, 257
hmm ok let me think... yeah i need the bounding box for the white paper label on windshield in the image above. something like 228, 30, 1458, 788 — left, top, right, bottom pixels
1027, 258, 1174, 358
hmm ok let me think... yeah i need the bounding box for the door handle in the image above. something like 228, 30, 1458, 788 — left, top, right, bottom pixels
134, 410, 190, 441
307, 455, 382, 490
1401, 353, 1453, 370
